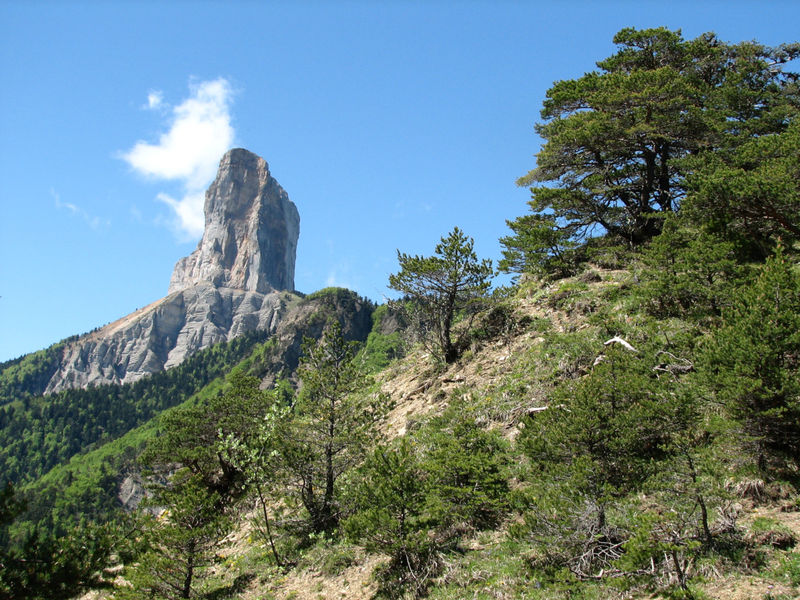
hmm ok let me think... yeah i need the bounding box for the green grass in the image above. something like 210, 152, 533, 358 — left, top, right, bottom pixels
426, 534, 610, 600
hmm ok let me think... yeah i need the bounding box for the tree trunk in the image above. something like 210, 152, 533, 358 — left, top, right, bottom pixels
670, 549, 686, 591
255, 482, 282, 567
182, 538, 196, 598
596, 503, 606, 532
698, 494, 713, 547
685, 451, 713, 547
441, 288, 458, 363
323, 396, 336, 532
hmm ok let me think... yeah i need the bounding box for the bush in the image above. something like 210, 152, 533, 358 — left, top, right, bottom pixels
417, 406, 511, 531
345, 438, 443, 598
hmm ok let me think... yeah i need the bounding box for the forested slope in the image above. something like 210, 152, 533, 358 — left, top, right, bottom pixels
0, 289, 375, 569
0, 328, 272, 487
65, 251, 800, 600
1, 26, 799, 600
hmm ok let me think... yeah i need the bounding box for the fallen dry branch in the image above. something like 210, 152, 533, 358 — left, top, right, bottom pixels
653, 350, 694, 376
603, 336, 638, 353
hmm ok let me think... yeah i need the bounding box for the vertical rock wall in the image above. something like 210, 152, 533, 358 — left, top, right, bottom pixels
168, 148, 300, 294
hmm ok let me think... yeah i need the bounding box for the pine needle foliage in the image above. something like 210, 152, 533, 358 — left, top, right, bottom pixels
699, 244, 800, 470
281, 321, 390, 536
389, 227, 492, 364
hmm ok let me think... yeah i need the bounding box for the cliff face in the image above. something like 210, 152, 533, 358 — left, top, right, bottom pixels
44, 149, 302, 393
44, 286, 294, 392
169, 149, 300, 294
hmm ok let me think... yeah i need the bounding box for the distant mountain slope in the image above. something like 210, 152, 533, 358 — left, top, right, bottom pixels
2, 148, 302, 395
0, 342, 70, 404
43, 284, 295, 392
0, 326, 274, 488
6, 287, 376, 539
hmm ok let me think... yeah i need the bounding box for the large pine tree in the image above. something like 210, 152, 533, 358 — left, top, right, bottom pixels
503, 28, 799, 276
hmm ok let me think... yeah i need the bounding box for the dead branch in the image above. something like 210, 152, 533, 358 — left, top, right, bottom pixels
603, 336, 638, 353
653, 350, 694, 376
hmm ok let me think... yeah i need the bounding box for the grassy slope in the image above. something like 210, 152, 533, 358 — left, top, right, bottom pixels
181, 267, 800, 600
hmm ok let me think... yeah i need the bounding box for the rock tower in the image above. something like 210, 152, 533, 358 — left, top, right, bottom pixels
169, 148, 300, 294
44, 149, 301, 392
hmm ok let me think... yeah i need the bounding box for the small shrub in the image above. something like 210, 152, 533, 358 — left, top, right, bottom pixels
729, 478, 766, 502
541, 330, 599, 380
546, 281, 588, 310
468, 302, 517, 343
301, 539, 361, 576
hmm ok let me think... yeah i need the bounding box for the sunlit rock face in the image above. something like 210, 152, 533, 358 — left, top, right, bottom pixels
169, 148, 300, 295
44, 286, 293, 393
44, 149, 302, 393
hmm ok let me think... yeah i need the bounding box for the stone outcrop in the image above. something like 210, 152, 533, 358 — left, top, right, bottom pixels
252, 288, 375, 389
44, 286, 294, 392
168, 148, 299, 294
43, 149, 303, 393
118, 473, 149, 512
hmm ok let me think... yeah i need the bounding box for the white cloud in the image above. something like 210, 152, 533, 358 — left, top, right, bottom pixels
122, 78, 235, 239
146, 90, 164, 110
52, 188, 110, 230
156, 191, 205, 239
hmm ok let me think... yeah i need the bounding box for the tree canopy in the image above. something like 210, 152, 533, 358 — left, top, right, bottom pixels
281, 321, 388, 535
503, 27, 799, 276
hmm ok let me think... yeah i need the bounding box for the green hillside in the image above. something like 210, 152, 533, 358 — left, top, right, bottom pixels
1, 26, 799, 600
0, 288, 376, 542
0, 328, 272, 488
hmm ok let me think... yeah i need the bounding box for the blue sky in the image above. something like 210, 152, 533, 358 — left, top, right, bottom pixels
1, 1, 798, 362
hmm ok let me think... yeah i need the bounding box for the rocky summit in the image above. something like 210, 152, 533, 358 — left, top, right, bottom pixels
169, 148, 300, 295
44, 149, 301, 393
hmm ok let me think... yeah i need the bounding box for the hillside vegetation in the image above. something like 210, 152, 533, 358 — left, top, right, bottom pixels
2, 27, 800, 600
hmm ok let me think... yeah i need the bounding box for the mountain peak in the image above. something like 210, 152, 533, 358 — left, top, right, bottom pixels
168, 149, 300, 294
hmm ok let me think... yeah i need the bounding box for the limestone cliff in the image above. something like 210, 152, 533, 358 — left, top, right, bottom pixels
44, 286, 295, 392
43, 149, 302, 393
169, 148, 299, 294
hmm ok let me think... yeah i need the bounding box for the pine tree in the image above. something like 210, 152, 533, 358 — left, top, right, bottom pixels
686, 118, 800, 253
389, 227, 492, 364
345, 438, 438, 594
121, 474, 231, 600
142, 371, 273, 501
517, 346, 694, 578
700, 245, 800, 469
504, 28, 799, 276
280, 321, 389, 535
